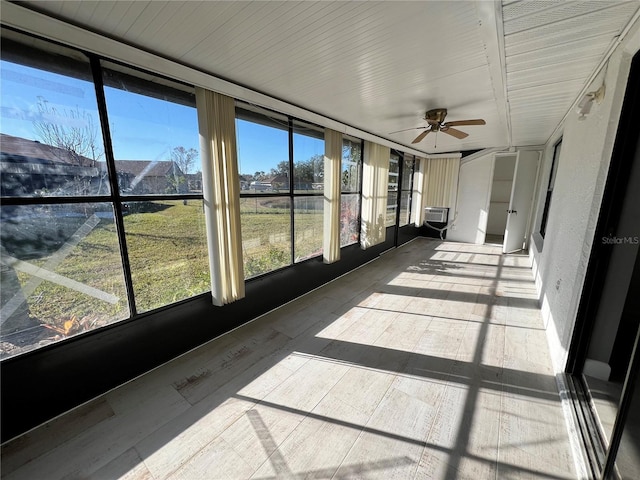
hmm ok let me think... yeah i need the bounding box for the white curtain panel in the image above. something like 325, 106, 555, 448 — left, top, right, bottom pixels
196, 88, 245, 306
323, 129, 342, 263
415, 156, 460, 225
412, 157, 425, 226
360, 141, 390, 248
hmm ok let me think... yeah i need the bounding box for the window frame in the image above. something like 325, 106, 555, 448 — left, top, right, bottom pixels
0, 29, 208, 358
340, 135, 364, 247
540, 139, 562, 238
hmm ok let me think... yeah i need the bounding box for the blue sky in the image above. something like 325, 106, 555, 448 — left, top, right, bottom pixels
1, 59, 320, 176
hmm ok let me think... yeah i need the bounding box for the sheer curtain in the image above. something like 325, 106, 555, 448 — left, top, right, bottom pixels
361, 141, 390, 248
196, 88, 245, 306
323, 129, 342, 263
414, 155, 460, 225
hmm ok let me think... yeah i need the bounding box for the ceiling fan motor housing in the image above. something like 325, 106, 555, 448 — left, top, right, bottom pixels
425, 108, 448, 126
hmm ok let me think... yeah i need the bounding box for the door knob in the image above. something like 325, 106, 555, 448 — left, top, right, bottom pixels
507, 209, 518, 215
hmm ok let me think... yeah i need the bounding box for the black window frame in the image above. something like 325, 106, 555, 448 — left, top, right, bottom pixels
540, 139, 562, 238
0, 27, 207, 358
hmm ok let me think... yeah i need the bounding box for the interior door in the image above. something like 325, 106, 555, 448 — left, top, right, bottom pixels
503, 150, 540, 253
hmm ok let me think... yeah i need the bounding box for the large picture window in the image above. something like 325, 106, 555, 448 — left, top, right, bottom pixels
293, 120, 324, 262
0, 28, 366, 359
0, 32, 128, 358
236, 105, 292, 278
102, 62, 209, 314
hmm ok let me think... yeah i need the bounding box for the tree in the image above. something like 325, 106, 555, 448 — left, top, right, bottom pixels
33, 96, 107, 194
170, 146, 199, 175
34, 96, 103, 167
342, 142, 360, 191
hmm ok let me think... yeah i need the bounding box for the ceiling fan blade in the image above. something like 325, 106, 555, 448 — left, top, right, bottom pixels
388, 126, 428, 135
412, 129, 432, 144
441, 127, 468, 139
444, 119, 486, 127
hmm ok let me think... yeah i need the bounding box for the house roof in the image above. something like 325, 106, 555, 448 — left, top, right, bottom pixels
0, 133, 95, 165
1, 134, 183, 177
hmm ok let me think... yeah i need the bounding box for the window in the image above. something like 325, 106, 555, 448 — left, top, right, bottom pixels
102, 62, 209, 313
341, 137, 362, 246
236, 105, 292, 278
386, 153, 400, 226
293, 121, 324, 261
399, 154, 414, 227
540, 140, 561, 238
0, 32, 128, 357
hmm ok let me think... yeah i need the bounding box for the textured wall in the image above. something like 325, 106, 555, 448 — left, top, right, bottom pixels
530, 26, 640, 372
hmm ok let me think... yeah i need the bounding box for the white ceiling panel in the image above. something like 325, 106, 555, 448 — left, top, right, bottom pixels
503, 0, 639, 145
7, 1, 640, 153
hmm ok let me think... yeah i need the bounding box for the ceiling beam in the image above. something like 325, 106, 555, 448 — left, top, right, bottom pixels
475, 0, 512, 148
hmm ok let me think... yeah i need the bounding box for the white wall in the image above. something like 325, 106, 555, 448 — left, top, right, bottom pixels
448, 154, 494, 244
529, 22, 640, 373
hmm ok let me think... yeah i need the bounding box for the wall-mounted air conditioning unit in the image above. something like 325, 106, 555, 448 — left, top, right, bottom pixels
424, 207, 449, 224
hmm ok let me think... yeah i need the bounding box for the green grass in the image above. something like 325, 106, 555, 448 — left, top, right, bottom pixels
7, 198, 324, 334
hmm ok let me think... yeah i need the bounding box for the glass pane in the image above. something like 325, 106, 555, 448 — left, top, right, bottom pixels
102, 63, 199, 195
293, 121, 324, 191
123, 200, 209, 313
1, 37, 109, 197
399, 191, 411, 227
389, 154, 400, 192
294, 196, 323, 262
236, 106, 290, 194
386, 191, 398, 227
341, 193, 360, 247
401, 155, 414, 193
400, 155, 414, 227
387, 154, 400, 227
342, 137, 361, 193
240, 196, 291, 278
0, 203, 129, 358
609, 364, 640, 479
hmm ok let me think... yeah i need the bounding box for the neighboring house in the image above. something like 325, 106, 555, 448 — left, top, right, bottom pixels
239, 175, 249, 190
111, 160, 186, 194
263, 174, 289, 191
0, 134, 186, 195
0, 133, 102, 196
185, 172, 203, 193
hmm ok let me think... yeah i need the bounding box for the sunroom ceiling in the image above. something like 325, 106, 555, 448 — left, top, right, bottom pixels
10, 1, 640, 154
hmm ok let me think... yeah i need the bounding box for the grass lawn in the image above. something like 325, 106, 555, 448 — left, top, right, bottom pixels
4, 197, 324, 340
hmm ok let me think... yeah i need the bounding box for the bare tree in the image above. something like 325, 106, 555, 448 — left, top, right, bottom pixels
33, 96, 103, 166
33, 97, 107, 194
170, 146, 199, 175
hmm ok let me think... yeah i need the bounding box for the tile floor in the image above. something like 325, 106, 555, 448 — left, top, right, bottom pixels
1, 239, 578, 479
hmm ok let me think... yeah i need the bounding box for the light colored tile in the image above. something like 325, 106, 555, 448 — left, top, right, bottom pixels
173, 327, 293, 405
135, 396, 256, 479
166, 436, 255, 480
0, 239, 580, 480
260, 356, 350, 413
219, 405, 305, 471
332, 386, 436, 479
0, 398, 114, 476
84, 448, 153, 480
3, 386, 190, 480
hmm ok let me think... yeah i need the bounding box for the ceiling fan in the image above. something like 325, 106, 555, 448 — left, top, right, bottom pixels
390, 108, 486, 144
